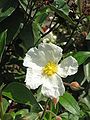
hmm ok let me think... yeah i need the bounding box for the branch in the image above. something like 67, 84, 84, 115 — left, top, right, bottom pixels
34, 22, 58, 46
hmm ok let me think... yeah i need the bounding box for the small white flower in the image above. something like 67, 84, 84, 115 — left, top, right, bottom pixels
23, 43, 78, 99
42, 32, 57, 43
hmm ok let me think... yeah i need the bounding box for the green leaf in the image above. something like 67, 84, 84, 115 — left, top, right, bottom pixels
49, 0, 74, 24
0, 9, 24, 43
21, 113, 39, 120
15, 109, 29, 119
2, 82, 41, 112
35, 7, 50, 24
49, 5, 74, 25
0, 0, 18, 22
86, 32, 90, 40
61, 112, 79, 120
54, 0, 69, 15
68, 114, 79, 120
0, 30, 7, 60
3, 113, 13, 120
6, 9, 24, 43
79, 95, 90, 113
33, 22, 41, 45
2, 98, 9, 115
59, 92, 80, 115
84, 62, 90, 82
73, 52, 90, 65
18, 0, 28, 11
20, 22, 34, 50
61, 112, 69, 120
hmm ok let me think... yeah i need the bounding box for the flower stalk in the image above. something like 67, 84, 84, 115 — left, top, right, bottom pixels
40, 98, 50, 120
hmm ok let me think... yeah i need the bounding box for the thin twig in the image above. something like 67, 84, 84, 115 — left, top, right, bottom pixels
63, 82, 70, 86
67, 0, 71, 4
40, 98, 50, 120
63, 15, 84, 52
49, 15, 56, 28
26, 0, 31, 15
34, 22, 58, 46
26, 0, 35, 23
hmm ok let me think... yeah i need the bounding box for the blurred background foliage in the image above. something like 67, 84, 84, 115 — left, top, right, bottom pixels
0, 0, 90, 120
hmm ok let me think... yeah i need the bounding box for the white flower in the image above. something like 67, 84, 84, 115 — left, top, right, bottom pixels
42, 31, 56, 43
23, 43, 78, 99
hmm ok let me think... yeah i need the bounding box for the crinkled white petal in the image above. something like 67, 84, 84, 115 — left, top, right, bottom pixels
23, 47, 47, 68
38, 43, 63, 63
58, 56, 78, 78
25, 68, 44, 89
41, 74, 65, 99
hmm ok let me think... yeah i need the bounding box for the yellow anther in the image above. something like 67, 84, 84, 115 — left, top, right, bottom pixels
43, 61, 58, 76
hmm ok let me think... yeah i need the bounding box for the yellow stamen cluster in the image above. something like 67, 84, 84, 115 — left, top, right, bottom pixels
43, 61, 58, 76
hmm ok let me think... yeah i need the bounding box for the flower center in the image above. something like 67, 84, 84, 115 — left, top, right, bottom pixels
42, 61, 58, 76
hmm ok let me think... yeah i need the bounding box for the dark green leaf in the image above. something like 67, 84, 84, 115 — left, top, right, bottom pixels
0, 0, 18, 22
49, 0, 74, 24
0, 30, 7, 60
73, 52, 90, 65
0, 9, 24, 43
59, 92, 80, 115
2, 82, 41, 112
49, 5, 74, 25
20, 22, 34, 50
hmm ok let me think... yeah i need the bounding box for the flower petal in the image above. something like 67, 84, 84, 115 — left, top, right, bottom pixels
41, 74, 65, 99
38, 43, 63, 63
23, 47, 47, 68
25, 68, 44, 89
58, 56, 78, 78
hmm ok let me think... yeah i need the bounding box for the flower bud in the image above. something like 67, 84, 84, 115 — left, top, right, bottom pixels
42, 26, 48, 33
53, 97, 58, 107
70, 81, 81, 91
56, 116, 62, 120
81, 32, 87, 37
